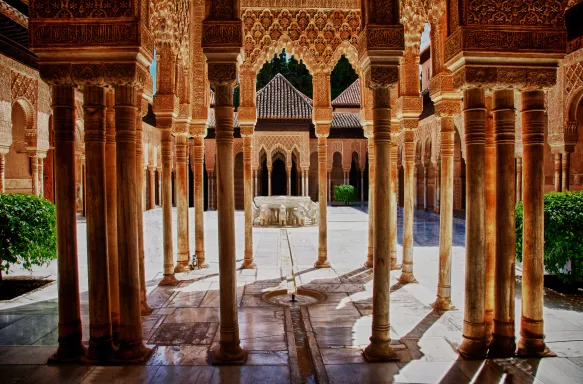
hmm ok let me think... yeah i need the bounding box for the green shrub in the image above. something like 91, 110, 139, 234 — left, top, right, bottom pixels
516, 191, 583, 286
334, 184, 356, 204
0, 193, 57, 280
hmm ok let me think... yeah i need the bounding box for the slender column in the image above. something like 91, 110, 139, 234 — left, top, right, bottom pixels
105, 90, 119, 343
435, 164, 440, 212
306, 170, 309, 198
490, 89, 516, 357
562, 152, 570, 191
328, 171, 332, 202
423, 166, 428, 210
135, 98, 152, 315
193, 134, 208, 268
554, 153, 562, 192
400, 128, 417, 283
518, 90, 549, 356
148, 167, 155, 210
365, 136, 375, 268
287, 166, 292, 196
390, 143, 399, 270
38, 157, 45, 197
30, 155, 39, 195
360, 170, 365, 202
211, 79, 246, 363
315, 134, 330, 268
363, 86, 397, 362
516, 158, 523, 202
48, 84, 85, 363
484, 98, 496, 338
208, 171, 215, 210
268, 168, 272, 196
241, 134, 255, 269
159, 128, 178, 285
82, 85, 115, 361
0, 153, 4, 192
433, 117, 456, 310
458, 88, 487, 359
175, 134, 190, 272
112, 84, 150, 362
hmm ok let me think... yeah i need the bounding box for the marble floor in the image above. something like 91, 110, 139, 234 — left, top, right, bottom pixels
1, 206, 583, 383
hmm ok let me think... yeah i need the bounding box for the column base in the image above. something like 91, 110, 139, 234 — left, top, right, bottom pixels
159, 274, 180, 286
174, 261, 191, 273
364, 251, 373, 269
458, 337, 487, 360
240, 260, 257, 269
111, 341, 152, 364
488, 334, 516, 358
431, 297, 456, 311
140, 300, 154, 316
390, 261, 401, 271
83, 337, 117, 363
362, 340, 399, 362
209, 342, 247, 365
517, 337, 554, 357
47, 338, 86, 364
314, 259, 331, 268
197, 262, 210, 269
398, 272, 418, 284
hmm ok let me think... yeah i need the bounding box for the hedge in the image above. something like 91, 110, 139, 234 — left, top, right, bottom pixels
334, 184, 356, 204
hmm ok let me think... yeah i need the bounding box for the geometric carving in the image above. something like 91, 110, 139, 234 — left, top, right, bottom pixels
11, 72, 38, 107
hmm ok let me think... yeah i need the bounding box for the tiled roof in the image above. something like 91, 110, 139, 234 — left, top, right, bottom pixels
208, 110, 239, 128
256, 73, 313, 119
331, 80, 360, 108
330, 112, 361, 128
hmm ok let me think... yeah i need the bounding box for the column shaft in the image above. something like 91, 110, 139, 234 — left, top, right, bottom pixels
363, 87, 397, 362
518, 90, 548, 356
83, 85, 115, 361
193, 136, 208, 268
241, 135, 255, 269
562, 152, 570, 191
0, 153, 4, 192
485, 103, 496, 339
315, 136, 330, 268
105, 91, 120, 343
360, 170, 365, 202
213, 83, 245, 363
328, 171, 332, 202
400, 129, 417, 283
268, 170, 272, 196
113, 84, 149, 361
516, 158, 523, 202
287, 167, 292, 196
38, 157, 44, 197
365, 137, 375, 268
390, 143, 399, 270
48, 84, 85, 363
159, 128, 178, 285
554, 153, 562, 192
433, 117, 456, 310
31, 155, 39, 195
458, 88, 487, 359
490, 90, 517, 357
175, 134, 190, 272
148, 167, 155, 210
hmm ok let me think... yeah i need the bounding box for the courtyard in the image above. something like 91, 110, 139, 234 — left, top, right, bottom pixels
0, 207, 582, 383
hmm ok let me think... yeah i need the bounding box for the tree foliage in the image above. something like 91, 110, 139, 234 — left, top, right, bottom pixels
0, 194, 57, 280
516, 191, 583, 286
334, 184, 356, 204
330, 56, 359, 100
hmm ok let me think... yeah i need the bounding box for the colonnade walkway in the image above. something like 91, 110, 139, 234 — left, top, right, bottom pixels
0, 207, 582, 383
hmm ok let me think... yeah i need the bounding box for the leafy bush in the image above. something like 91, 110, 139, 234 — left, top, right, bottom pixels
516, 191, 583, 286
0, 194, 57, 280
334, 184, 356, 204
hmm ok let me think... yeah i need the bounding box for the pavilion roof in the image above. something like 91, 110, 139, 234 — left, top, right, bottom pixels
330, 112, 361, 128
331, 80, 360, 108
256, 73, 313, 119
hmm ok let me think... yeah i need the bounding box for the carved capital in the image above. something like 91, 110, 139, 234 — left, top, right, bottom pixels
315, 124, 330, 138
189, 124, 207, 138
453, 66, 558, 91
313, 107, 333, 125
395, 95, 423, 119
202, 20, 243, 48
240, 123, 254, 137
39, 62, 148, 87
364, 66, 399, 89
433, 99, 462, 118
237, 106, 257, 125
208, 63, 238, 87
153, 94, 179, 116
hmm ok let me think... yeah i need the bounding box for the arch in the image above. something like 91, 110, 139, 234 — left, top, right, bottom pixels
5, 102, 33, 193
328, 41, 360, 75
12, 98, 35, 147
250, 35, 317, 75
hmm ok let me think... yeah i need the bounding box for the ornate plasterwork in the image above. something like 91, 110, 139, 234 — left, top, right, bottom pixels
38, 62, 149, 87
0, 0, 27, 27
452, 66, 558, 91
465, 0, 566, 27
242, 1, 359, 7
253, 132, 310, 169
242, 8, 361, 73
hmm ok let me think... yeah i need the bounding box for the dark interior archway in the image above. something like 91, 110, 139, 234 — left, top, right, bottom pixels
261, 158, 268, 196
291, 158, 298, 196
272, 158, 287, 196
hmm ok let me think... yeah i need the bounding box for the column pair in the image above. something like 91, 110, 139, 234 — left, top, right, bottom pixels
175, 133, 191, 273
192, 131, 208, 268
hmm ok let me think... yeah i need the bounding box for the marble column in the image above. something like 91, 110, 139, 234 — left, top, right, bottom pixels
268, 168, 272, 196
365, 136, 374, 268
0, 153, 4, 192
193, 134, 208, 268
490, 89, 516, 357
360, 170, 365, 202
433, 117, 456, 310
38, 157, 45, 197
423, 166, 428, 210
518, 90, 548, 356
159, 128, 178, 285
363, 86, 397, 362
48, 85, 85, 363
328, 171, 332, 202
211, 80, 245, 363
516, 158, 523, 202
82, 85, 115, 361
554, 153, 562, 192
400, 129, 417, 283
287, 166, 292, 196
112, 84, 150, 362
105, 90, 119, 343
390, 142, 399, 270
458, 88, 487, 359
148, 167, 155, 210
254, 170, 258, 197
135, 99, 152, 315
484, 100, 496, 339
241, 134, 255, 269
305, 170, 309, 198
175, 134, 190, 273
316, 134, 330, 268
30, 154, 39, 195
562, 152, 570, 191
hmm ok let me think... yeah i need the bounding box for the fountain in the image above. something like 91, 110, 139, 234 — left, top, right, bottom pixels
252, 196, 319, 227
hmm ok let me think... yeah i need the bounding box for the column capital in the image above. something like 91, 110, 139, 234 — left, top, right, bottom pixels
190, 124, 208, 138
395, 95, 423, 119
452, 66, 558, 92
315, 123, 330, 138
240, 123, 255, 137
